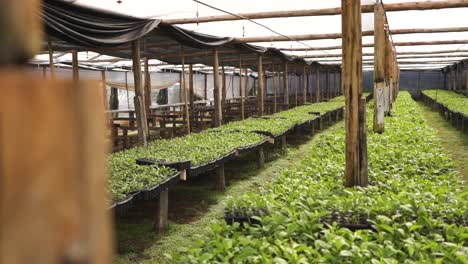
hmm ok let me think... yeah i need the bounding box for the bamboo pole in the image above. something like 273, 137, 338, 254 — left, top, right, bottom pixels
213, 49, 222, 127
283, 63, 289, 108
132, 40, 149, 145
71, 50, 79, 82
373, 2, 385, 133
257, 55, 265, 116
342, 0, 367, 187
164, 0, 468, 24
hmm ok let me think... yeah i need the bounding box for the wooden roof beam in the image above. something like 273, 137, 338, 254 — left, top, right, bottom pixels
164, 0, 468, 24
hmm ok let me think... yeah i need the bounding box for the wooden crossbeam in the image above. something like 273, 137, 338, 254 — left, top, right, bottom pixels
237, 27, 468, 43
164, 0, 468, 24
283, 40, 468, 51
301, 50, 468, 58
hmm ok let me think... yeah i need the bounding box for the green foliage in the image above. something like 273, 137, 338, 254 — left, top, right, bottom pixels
423, 89, 468, 115
177, 92, 468, 263
107, 153, 177, 202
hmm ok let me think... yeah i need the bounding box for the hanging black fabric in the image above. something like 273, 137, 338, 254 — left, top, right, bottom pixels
42, 0, 161, 47
158, 23, 234, 49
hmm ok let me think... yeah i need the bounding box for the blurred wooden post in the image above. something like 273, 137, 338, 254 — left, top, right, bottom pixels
258, 55, 265, 116
326, 70, 331, 100
48, 39, 55, 79
295, 72, 298, 106
334, 71, 340, 97
101, 71, 108, 110
0, 0, 41, 64
316, 68, 321, 102
132, 40, 149, 145
342, 0, 367, 187
181, 49, 190, 134
71, 50, 79, 82
204, 73, 208, 100
144, 58, 152, 116
213, 49, 222, 127
373, 2, 385, 133
155, 188, 169, 233
239, 58, 245, 119
0, 76, 112, 264
384, 31, 392, 113
283, 63, 289, 108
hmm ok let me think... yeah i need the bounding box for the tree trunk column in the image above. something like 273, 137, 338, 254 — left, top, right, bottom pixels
373, 2, 385, 133
258, 55, 265, 116
132, 40, 149, 145
213, 49, 222, 127
342, 0, 368, 187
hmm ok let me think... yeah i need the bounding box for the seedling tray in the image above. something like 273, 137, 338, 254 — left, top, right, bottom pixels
135, 158, 191, 171
135, 171, 181, 201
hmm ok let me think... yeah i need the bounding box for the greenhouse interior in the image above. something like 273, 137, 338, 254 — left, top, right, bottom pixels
1, 0, 467, 263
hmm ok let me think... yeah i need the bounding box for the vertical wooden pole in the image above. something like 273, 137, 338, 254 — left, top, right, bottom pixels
155, 189, 169, 233
334, 71, 339, 98
181, 49, 190, 134
213, 49, 222, 127
342, 0, 367, 187
358, 97, 368, 186
239, 58, 245, 120
132, 40, 149, 145
47, 38, 55, 80
384, 31, 392, 113
189, 64, 194, 115
258, 55, 265, 116
326, 70, 331, 100
101, 71, 108, 110
71, 50, 79, 82
284, 63, 289, 108
221, 66, 227, 115
316, 68, 321, 102
216, 163, 226, 191
303, 67, 307, 104
295, 72, 298, 106
273, 64, 278, 113
204, 73, 208, 100
144, 58, 152, 117
373, 2, 385, 133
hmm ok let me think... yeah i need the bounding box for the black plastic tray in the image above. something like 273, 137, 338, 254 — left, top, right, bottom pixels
109, 193, 137, 216
236, 140, 269, 156
188, 151, 236, 178
135, 158, 191, 171
135, 171, 181, 201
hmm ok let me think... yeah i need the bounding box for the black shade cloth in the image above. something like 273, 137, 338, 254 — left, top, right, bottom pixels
42, 0, 161, 47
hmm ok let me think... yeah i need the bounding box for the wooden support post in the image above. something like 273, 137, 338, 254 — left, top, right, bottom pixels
284, 63, 289, 108
222, 66, 227, 114
334, 71, 340, 98
181, 49, 190, 134
101, 71, 108, 110
384, 32, 392, 114
189, 64, 195, 120
358, 97, 368, 186
257, 146, 265, 168
144, 58, 152, 117
213, 49, 222, 127
71, 50, 79, 82
308, 71, 312, 102
342, 0, 367, 187
273, 64, 278, 113
258, 55, 265, 116
316, 68, 321, 102
239, 58, 245, 120
327, 70, 331, 100
204, 73, 208, 100
303, 67, 307, 104
47, 38, 55, 79
132, 40, 149, 145
373, 2, 385, 133
216, 163, 226, 191
295, 73, 299, 106
155, 188, 169, 234
281, 135, 287, 150
0, 75, 112, 264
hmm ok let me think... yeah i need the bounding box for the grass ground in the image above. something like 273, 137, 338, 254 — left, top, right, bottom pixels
417, 102, 468, 182
114, 122, 344, 264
